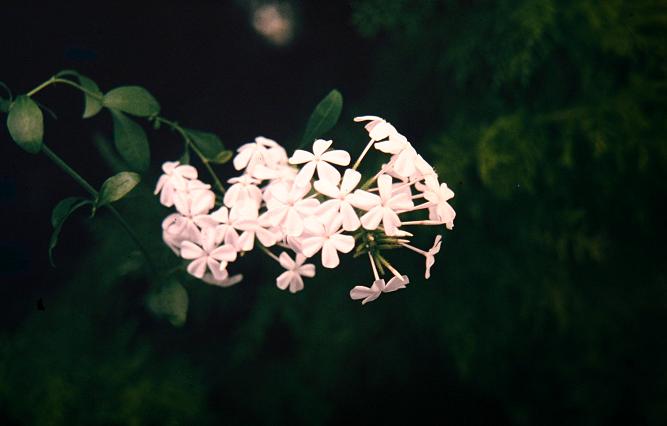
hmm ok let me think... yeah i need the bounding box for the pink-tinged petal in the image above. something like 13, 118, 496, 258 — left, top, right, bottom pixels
353, 115, 382, 122
276, 271, 292, 290
294, 161, 317, 187
377, 174, 393, 202
201, 228, 218, 252
255, 227, 277, 247
211, 273, 243, 287
425, 255, 435, 279
223, 184, 241, 207
437, 202, 456, 227
173, 192, 190, 215
260, 206, 289, 227
190, 191, 216, 216
187, 257, 207, 279
279, 252, 295, 269
206, 258, 225, 280
312, 139, 333, 156
155, 175, 167, 195
361, 206, 384, 230
180, 241, 204, 259
162, 161, 179, 174
389, 192, 414, 210
349, 190, 381, 210
349, 285, 377, 300
300, 236, 324, 257
330, 234, 355, 253
316, 198, 341, 218
194, 214, 218, 230
369, 121, 397, 141
298, 263, 316, 278
382, 208, 402, 236
313, 179, 340, 199
370, 279, 386, 293
159, 183, 174, 207
340, 169, 361, 195
233, 146, 254, 170
284, 208, 304, 237
393, 148, 417, 177
177, 165, 198, 179
321, 149, 351, 166
430, 235, 443, 255
288, 149, 314, 165
290, 274, 305, 293
384, 275, 410, 292
321, 241, 340, 268
316, 161, 341, 185
239, 231, 254, 251
210, 206, 229, 223
340, 202, 361, 231
210, 244, 237, 262
295, 198, 320, 217
225, 228, 241, 250
439, 183, 455, 201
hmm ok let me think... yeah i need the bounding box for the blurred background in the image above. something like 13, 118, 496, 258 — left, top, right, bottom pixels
1, 1, 666, 424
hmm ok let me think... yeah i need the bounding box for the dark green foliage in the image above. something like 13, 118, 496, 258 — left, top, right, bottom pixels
6, 95, 43, 153
301, 89, 343, 146
97, 172, 141, 208
110, 110, 150, 172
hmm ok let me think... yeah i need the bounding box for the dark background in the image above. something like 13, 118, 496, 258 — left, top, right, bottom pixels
1, 1, 666, 425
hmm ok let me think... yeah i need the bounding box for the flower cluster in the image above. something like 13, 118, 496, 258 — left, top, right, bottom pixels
155, 116, 456, 304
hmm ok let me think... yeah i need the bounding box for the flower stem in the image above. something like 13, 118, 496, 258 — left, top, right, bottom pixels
259, 244, 281, 263
41, 144, 158, 274
153, 117, 226, 195
352, 139, 374, 170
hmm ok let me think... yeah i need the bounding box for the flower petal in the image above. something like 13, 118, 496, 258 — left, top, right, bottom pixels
316, 161, 341, 185
340, 169, 361, 195
321, 241, 340, 268
321, 149, 351, 166
360, 206, 384, 230
187, 257, 207, 279
288, 149, 314, 165
294, 161, 317, 187
180, 241, 204, 259
312, 139, 333, 157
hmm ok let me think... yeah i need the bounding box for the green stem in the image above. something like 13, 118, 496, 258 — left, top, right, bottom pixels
26, 77, 57, 97
41, 144, 158, 274
153, 116, 226, 194
53, 78, 105, 101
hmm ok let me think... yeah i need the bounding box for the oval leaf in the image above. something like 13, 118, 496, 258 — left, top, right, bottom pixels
6, 95, 43, 154
49, 197, 91, 266
301, 89, 343, 146
103, 86, 160, 117
111, 110, 150, 172
97, 171, 141, 207
55, 70, 104, 118
185, 128, 225, 159
147, 280, 189, 327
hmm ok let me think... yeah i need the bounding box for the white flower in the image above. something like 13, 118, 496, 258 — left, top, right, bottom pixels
422, 176, 456, 230
275, 252, 316, 293
162, 213, 199, 247
233, 136, 284, 173
231, 205, 278, 250
180, 229, 238, 280
166, 181, 216, 241
154, 161, 198, 207
351, 174, 414, 236
314, 168, 362, 231
299, 217, 355, 268
349, 275, 410, 305
224, 175, 262, 209
260, 181, 319, 237
288, 139, 351, 187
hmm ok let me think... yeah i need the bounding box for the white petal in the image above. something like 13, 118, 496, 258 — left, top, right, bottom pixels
329, 234, 355, 253
321, 150, 351, 166
180, 241, 204, 259
186, 257, 207, 279
377, 174, 393, 202
360, 207, 384, 230
384, 275, 410, 292
316, 161, 341, 185
340, 169, 361, 195
321, 241, 340, 268
210, 244, 237, 262
284, 208, 304, 237
289, 274, 304, 293
349, 285, 377, 300
349, 190, 381, 210
300, 236, 324, 257
339, 202, 361, 231
288, 150, 314, 165
233, 146, 254, 170
382, 208, 402, 236
278, 251, 295, 270
294, 161, 316, 187
298, 263, 316, 278
276, 271, 292, 290
312, 139, 333, 156
313, 179, 340, 199
255, 226, 277, 247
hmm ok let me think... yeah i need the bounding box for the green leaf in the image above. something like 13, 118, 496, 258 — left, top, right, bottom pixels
6, 95, 44, 154
111, 110, 150, 172
179, 144, 191, 164
210, 149, 233, 164
97, 171, 141, 208
185, 128, 225, 159
103, 86, 160, 117
147, 280, 189, 327
55, 70, 103, 118
49, 197, 91, 266
301, 89, 343, 146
